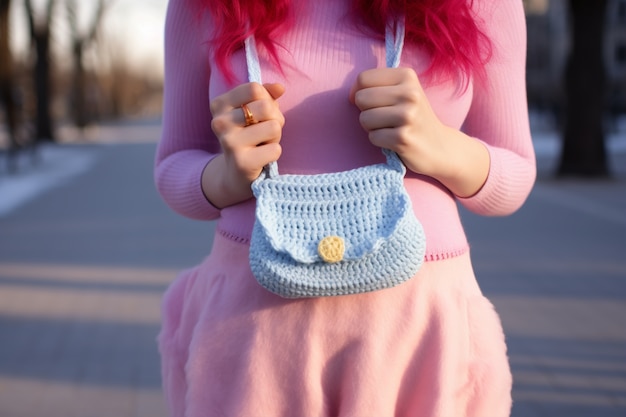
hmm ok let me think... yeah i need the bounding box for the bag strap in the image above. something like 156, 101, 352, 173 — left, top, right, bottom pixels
246, 17, 406, 179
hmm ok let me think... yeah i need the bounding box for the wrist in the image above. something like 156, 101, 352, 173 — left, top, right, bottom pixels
431, 127, 490, 198
201, 155, 254, 209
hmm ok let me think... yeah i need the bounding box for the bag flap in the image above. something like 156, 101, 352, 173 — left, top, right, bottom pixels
252, 163, 413, 264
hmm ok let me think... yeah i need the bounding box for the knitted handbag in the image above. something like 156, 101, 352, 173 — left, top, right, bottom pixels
248, 19, 426, 298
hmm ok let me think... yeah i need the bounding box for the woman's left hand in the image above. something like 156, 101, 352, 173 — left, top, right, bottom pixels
350, 67, 448, 179
350, 67, 490, 198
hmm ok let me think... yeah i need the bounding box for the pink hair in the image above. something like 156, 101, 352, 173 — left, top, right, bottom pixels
194, 0, 491, 84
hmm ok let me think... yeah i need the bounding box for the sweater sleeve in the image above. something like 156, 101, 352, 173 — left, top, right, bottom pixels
458, 0, 536, 216
154, 0, 222, 221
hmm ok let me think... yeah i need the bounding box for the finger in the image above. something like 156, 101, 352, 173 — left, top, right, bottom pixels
353, 85, 404, 111
232, 99, 285, 128
359, 105, 415, 132
349, 68, 400, 103
243, 120, 284, 145
367, 127, 403, 150
349, 68, 419, 103
221, 120, 283, 151
229, 141, 282, 183
210, 82, 273, 116
212, 96, 285, 139
235, 137, 283, 179
263, 83, 286, 100
247, 142, 282, 169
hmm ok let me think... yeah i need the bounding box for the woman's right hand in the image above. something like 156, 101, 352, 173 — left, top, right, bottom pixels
202, 82, 286, 208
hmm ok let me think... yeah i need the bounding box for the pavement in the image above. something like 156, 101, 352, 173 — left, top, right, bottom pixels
0, 118, 625, 417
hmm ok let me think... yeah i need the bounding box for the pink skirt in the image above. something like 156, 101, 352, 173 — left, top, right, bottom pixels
158, 233, 512, 417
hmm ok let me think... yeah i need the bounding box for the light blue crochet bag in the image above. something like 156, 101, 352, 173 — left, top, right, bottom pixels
248, 19, 426, 298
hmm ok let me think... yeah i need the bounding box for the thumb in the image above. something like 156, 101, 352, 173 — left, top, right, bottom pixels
264, 83, 286, 100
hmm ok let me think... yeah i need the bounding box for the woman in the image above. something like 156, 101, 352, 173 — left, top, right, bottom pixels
155, 0, 535, 415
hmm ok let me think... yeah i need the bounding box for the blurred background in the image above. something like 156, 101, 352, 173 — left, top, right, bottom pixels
1, 0, 165, 150
0, 1, 625, 417
0, 0, 624, 174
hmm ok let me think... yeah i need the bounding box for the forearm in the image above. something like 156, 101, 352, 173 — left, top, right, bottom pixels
155, 0, 223, 220
155, 150, 222, 221
430, 126, 490, 198
452, 0, 535, 216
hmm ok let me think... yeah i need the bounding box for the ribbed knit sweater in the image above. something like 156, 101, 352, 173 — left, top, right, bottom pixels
155, 0, 536, 262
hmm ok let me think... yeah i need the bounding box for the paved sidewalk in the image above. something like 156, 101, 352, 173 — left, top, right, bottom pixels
0, 141, 212, 417
462, 153, 626, 417
0, 122, 624, 416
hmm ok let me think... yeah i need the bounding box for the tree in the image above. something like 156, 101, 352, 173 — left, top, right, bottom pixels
66, 0, 108, 129
0, 0, 19, 154
24, 0, 57, 142
558, 0, 610, 177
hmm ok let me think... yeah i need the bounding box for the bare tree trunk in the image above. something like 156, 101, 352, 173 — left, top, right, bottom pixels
71, 37, 88, 128
0, 0, 19, 148
25, 0, 56, 142
67, 0, 107, 129
558, 0, 610, 177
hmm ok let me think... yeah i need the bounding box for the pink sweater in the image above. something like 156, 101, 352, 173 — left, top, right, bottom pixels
155, 0, 536, 262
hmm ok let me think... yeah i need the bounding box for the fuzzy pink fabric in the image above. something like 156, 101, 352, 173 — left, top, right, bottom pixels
159, 235, 512, 417
155, 0, 533, 415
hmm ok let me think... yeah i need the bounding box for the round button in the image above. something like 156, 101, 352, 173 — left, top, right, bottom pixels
318, 236, 345, 263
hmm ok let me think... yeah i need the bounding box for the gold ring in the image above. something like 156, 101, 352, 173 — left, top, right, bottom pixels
241, 103, 256, 127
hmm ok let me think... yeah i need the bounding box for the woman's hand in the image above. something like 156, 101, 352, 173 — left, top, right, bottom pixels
350, 68, 490, 198
202, 82, 285, 208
